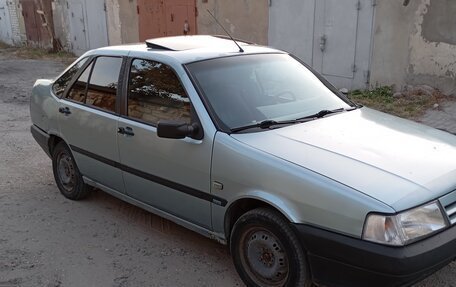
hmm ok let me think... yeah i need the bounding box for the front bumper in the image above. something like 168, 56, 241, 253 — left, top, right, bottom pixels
295, 224, 456, 287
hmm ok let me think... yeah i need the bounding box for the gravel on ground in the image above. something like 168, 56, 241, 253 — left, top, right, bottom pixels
0, 48, 454, 287
0, 49, 241, 287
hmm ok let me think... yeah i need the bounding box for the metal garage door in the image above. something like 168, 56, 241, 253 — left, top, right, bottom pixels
137, 0, 196, 41
68, 0, 87, 55
85, 0, 108, 49
20, 0, 54, 47
269, 0, 375, 90
67, 0, 108, 55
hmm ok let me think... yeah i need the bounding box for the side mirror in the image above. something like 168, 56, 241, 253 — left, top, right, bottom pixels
157, 120, 200, 139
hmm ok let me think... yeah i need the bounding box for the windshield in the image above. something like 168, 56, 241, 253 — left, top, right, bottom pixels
186, 54, 353, 131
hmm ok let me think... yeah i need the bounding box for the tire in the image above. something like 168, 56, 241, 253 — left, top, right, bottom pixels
52, 141, 91, 200
230, 208, 312, 287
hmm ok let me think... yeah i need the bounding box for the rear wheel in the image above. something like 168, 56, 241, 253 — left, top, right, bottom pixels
230, 208, 311, 287
52, 141, 90, 200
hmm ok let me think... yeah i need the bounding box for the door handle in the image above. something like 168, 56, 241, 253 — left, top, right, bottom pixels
58, 107, 71, 115
118, 126, 134, 136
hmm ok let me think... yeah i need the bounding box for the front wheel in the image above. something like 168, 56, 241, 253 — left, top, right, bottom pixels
230, 208, 312, 287
52, 141, 91, 200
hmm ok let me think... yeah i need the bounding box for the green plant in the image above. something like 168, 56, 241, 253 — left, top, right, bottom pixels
348, 86, 451, 120
0, 41, 11, 49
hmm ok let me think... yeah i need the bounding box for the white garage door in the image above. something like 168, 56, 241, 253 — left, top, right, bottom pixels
269, 0, 375, 90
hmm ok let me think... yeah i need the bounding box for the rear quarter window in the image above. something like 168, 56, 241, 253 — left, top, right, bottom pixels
64, 56, 122, 114
52, 58, 88, 97
66, 61, 93, 103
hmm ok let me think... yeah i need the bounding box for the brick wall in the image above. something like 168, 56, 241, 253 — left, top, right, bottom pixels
7, 0, 23, 44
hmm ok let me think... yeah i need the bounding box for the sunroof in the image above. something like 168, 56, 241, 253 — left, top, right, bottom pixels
145, 35, 250, 51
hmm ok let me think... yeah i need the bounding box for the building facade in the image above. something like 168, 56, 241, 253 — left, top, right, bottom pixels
0, 0, 454, 93
370, 0, 456, 95
0, 0, 25, 45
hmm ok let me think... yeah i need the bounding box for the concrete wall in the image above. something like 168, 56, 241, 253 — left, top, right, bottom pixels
118, 0, 139, 44
197, 0, 268, 45
14, 0, 27, 44
52, 0, 70, 50
370, 0, 456, 95
106, 0, 121, 45
0, 0, 14, 45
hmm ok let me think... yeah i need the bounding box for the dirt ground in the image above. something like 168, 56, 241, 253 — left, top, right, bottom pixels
0, 48, 454, 287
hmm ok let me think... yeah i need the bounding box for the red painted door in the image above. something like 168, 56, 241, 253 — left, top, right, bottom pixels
137, 0, 163, 41
20, 0, 53, 45
21, 1, 41, 42
165, 2, 196, 36
137, 0, 195, 41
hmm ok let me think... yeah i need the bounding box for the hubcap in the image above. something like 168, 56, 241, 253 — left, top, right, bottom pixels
57, 152, 76, 191
241, 228, 289, 286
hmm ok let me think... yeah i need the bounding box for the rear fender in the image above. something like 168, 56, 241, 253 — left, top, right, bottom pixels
30, 79, 60, 135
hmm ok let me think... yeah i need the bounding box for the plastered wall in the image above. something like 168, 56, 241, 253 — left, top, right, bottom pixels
197, 0, 268, 45
118, 0, 139, 44
371, 0, 456, 95
106, 0, 122, 45
51, 0, 70, 50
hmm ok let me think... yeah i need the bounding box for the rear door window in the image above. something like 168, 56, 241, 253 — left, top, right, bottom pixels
86, 57, 123, 113
52, 57, 87, 97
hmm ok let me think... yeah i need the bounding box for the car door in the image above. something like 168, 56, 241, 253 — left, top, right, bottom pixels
117, 58, 212, 228
58, 56, 125, 193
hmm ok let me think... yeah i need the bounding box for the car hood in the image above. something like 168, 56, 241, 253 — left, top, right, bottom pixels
231, 107, 456, 211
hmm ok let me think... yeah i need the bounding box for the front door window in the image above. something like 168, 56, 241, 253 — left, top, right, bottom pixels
127, 59, 191, 125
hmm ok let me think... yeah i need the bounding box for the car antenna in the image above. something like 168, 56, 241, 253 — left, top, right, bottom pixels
207, 9, 244, 53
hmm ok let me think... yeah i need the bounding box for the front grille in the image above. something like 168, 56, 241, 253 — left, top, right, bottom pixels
440, 190, 456, 226
445, 202, 456, 225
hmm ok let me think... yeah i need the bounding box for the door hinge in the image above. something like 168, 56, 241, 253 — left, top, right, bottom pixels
356, 0, 361, 10
364, 70, 371, 84
103, 2, 107, 12
352, 64, 357, 73
320, 34, 327, 52
195, 6, 198, 17
372, 0, 377, 6
269, 0, 272, 7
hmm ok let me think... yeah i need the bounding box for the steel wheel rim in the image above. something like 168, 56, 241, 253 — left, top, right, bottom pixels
57, 152, 76, 192
240, 226, 289, 286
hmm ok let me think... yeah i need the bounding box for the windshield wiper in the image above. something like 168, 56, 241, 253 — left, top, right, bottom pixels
297, 106, 357, 120
231, 119, 312, 133
230, 107, 358, 133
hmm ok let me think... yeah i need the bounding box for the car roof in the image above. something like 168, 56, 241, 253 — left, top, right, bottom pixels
83, 35, 285, 64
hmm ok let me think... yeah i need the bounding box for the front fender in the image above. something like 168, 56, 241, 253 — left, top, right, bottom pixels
210, 132, 394, 239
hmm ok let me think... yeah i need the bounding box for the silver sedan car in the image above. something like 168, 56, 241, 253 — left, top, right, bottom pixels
30, 35, 456, 287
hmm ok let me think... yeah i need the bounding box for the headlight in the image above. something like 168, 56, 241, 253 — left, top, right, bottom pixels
362, 202, 448, 246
